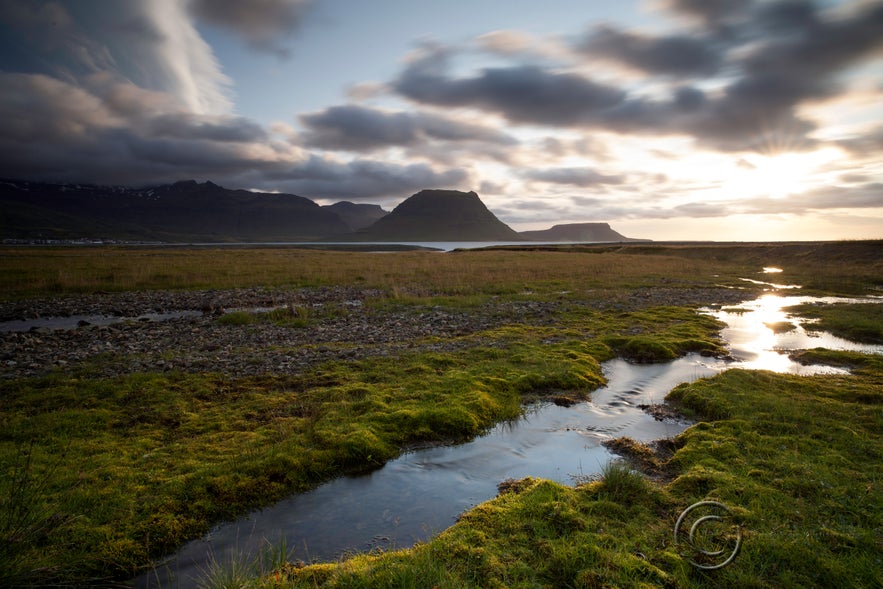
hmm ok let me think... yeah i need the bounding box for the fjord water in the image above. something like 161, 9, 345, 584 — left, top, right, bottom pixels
137, 291, 882, 588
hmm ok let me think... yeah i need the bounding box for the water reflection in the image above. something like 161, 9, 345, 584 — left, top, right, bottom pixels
0, 311, 201, 332
704, 294, 882, 375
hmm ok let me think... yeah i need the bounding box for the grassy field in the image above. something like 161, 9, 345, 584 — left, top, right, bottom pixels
2, 240, 880, 299
0, 245, 723, 298
0, 241, 881, 587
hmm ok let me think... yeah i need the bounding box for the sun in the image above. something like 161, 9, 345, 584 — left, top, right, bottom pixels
732, 148, 839, 199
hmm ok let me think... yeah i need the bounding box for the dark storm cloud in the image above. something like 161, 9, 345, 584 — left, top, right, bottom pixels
579, 25, 722, 76
299, 104, 517, 151
522, 167, 625, 187
393, 0, 883, 153
0, 1, 470, 199
393, 59, 626, 126
393, 52, 686, 136
188, 0, 313, 57
258, 156, 470, 199
686, 1, 883, 150
0, 71, 467, 199
0, 0, 232, 113
144, 113, 269, 142
659, 0, 755, 26
742, 2, 883, 92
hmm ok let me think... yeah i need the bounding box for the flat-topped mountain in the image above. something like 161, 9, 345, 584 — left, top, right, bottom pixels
347, 189, 523, 241
519, 222, 644, 242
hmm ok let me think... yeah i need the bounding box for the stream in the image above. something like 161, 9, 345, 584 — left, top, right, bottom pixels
136, 289, 882, 587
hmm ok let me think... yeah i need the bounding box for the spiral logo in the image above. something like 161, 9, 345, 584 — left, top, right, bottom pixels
674, 501, 742, 570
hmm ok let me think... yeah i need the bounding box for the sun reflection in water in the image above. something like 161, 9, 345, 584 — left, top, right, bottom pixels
707, 293, 882, 376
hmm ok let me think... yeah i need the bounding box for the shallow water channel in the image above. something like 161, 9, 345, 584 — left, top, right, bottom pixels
135, 291, 882, 587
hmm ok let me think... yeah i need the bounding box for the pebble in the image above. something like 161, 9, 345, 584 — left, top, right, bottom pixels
0, 285, 751, 380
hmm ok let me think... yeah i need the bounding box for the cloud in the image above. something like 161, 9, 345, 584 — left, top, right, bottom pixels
746, 184, 883, 213
522, 167, 625, 187
683, 1, 883, 151
0, 71, 467, 199
654, 0, 755, 27
0, 0, 232, 114
579, 25, 722, 76
188, 0, 313, 57
391, 0, 883, 153
299, 104, 517, 152
257, 156, 470, 199
476, 30, 539, 55
394, 57, 627, 126
838, 124, 883, 154
654, 184, 883, 220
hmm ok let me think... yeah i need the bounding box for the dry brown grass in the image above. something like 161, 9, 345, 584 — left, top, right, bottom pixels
0, 246, 724, 299
1, 240, 879, 300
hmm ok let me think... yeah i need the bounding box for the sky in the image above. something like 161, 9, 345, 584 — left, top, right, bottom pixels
1, 0, 881, 241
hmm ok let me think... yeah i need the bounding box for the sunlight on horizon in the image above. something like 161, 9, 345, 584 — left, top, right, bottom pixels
730, 148, 842, 199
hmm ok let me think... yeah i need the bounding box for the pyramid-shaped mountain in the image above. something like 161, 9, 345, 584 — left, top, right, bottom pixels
349, 189, 522, 241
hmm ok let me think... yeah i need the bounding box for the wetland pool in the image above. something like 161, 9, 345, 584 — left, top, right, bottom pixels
135, 291, 882, 588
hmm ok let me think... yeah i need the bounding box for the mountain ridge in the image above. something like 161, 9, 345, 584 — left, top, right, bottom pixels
1, 179, 643, 243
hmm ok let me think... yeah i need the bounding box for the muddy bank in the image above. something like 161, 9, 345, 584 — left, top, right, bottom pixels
1, 286, 752, 380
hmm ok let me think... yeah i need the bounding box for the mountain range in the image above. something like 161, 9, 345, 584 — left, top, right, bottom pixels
0, 179, 642, 243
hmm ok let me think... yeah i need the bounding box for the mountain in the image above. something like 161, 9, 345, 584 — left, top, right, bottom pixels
322, 201, 388, 231
0, 179, 350, 242
1, 179, 645, 244
519, 222, 645, 242
345, 189, 523, 241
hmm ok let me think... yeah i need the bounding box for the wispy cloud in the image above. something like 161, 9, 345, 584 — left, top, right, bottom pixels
521, 167, 625, 187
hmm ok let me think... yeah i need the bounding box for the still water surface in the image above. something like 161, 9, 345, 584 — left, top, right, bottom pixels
137, 291, 882, 587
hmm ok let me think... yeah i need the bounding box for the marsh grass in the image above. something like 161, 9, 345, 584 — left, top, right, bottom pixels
0, 441, 82, 587
786, 302, 883, 343
195, 535, 292, 589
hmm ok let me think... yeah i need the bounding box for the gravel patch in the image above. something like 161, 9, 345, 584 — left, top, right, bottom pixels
1, 286, 753, 379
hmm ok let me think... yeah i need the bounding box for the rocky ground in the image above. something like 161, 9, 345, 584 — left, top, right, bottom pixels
1, 286, 753, 380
